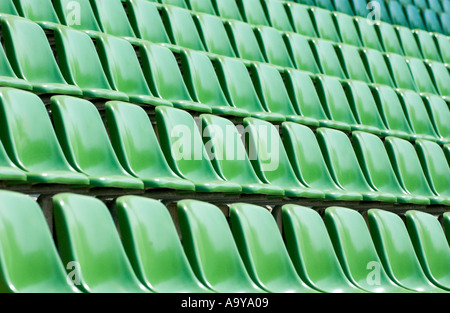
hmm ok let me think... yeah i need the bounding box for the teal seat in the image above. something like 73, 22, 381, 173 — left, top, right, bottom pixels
368, 209, 446, 292
317, 128, 398, 203
0, 88, 89, 186
214, 0, 243, 20
244, 118, 325, 199
385, 136, 450, 205
316, 0, 335, 11
282, 205, 366, 293
284, 33, 321, 74
407, 57, 438, 95
311, 7, 341, 42
427, 61, 450, 98
378, 22, 404, 56
352, 0, 370, 17
0, 38, 31, 91
361, 49, 395, 88
229, 203, 317, 293
415, 30, 442, 62
50, 96, 144, 190
406, 210, 450, 291
188, 0, 216, 15
405, 5, 426, 30
54, 25, 128, 101
335, 44, 371, 83
155, 106, 242, 194
311, 39, 346, 79
54, 0, 101, 31
333, 0, 354, 15
334, 13, 362, 47
195, 13, 236, 58
255, 26, 294, 68
1, 16, 82, 95
440, 12, 450, 35
0, 190, 78, 293
422, 94, 450, 142
286, 3, 317, 38
95, 33, 172, 107
385, 54, 417, 92
90, 0, 135, 38
388, 0, 410, 27
264, 0, 293, 32
282, 122, 363, 201
53, 193, 149, 293
138, 43, 211, 113
325, 207, 412, 293
0, 0, 18, 15
352, 131, 430, 205
237, 0, 269, 26
177, 200, 265, 293
115, 196, 211, 292
105, 101, 195, 192
13, 0, 60, 24
423, 9, 442, 33
226, 20, 266, 63
396, 26, 423, 59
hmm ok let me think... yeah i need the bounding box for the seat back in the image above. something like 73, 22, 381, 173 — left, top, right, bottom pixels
195, 13, 236, 57
90, 0, 135, 37
54, 0, 100, 31
14, 0, 60, 23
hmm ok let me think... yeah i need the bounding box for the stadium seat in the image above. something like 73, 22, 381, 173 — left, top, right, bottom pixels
422, 94, 450, 141
1, 16, 82, 95
435, 34, 450, 63
443, 0, 450, 14
351, 0, 370, 17
315, 0, 334, 11
188, 0, 216, 15
0, 0, 18, 15
200, 114, 285, 196
115, 196, 211, 292
368, 209, 446, 292
334, 13, 362, 47
53, 193, 150, 292
161, 0, 188, 9
155, 106, 242, 193
229, 203, 317, 292
377, 22, 404, 55
396, 26, 423, 59
13, 0, 60, 24
0, 190, 78, 293
337, 44, 371, 83
385, 136, 450, 205
50, 96, 145, 189
286, 3, 317, 37
406, 210, 450, 290
414, 30, 442, 62
0, 88, 89, 186
284, 33, 321, 74
237, 0, 270, 26
311, 7, 341, 42
0, 139, 26, 183
440, 12, 450, 35
243, 118, 326, 199
255, 26, 294, 68
407, 57, 438, 94
281, 205, 365, 293
428, 0, 443, 12
177, 199, 264, 293
90, 0, 135, 38
388, 0, 410, 27
264, 0, 294, 32
405, 5, 426, 30
324, 206, 412, 292
355, 17, 384, 51
226, 20, 266, 63
214, 0, 243, 20
54, 0, 101, 31
317, 128, 398, 202
385, 54, 417, 91
423, 9, 443, 33
371, 0, 392, 23
195, 13, 236, 58
413, 0, 428, 9
333, 0, 354, 15
0, 41, 31, 91
105, 101, 195, 191
426, 61, 450, 97
311, 39, 346, 79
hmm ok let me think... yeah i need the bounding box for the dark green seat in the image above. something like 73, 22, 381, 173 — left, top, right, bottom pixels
50, 96, 144, 190
1, 16, 82, 95
200, 114, 284, 196
105, 101, 195, 192
155, 106, 242, 194
284, 33, 321, 74
286, 3, 317, 38
244, 118, 326, 199
90, 0, 135, 38
264, 0, 293, 32
352, 131, 430, 205
195, 13, 236, 58
385, 136, 450, 205
444, 212, 450, 244
229, 203, 317, 293
317, 128, 398, 203
13, 0, 60, 24
282, 122, 363, 201
311, 7, 341, 42
53, 193, 149, 293
311, 39, 346, 79
368, 209, 446, 292
255, 26, 294, 68
0, 0, 18, 15
422, 94, 450, 142
334, 13, 362, 47
226, 20, 266, 63
115, 196, 211, 293
445, 144, 450, 163
237, 0, 269, 26
406, 210, 450, 291
0, 88, 89, 186
0, 190, 78, 293
177, 200, 264, 293
282, 205, 366, 293
214, 0, 243, 20
361, 48, 395, 88
54, 0, 101, 31
95, 33, 172, 107
337, 44, 370, 83
325, 206, 412, 293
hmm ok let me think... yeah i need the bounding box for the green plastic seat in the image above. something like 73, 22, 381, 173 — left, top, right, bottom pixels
445, 144, 450, 163
368, 209, 446, 292
13, 0, 60, 23
445, 1, 450, 14
422, 94, 450, 141
282, 205, 365, 293
286, 3, 317, 38
0, 191, 78, 293
177, 200, 265, 293
415, 140, 450, 198
244, 118, 326, 199
311, 7, 341, 42
324, 206, 412, 293
105, 102, 195, 192
388, 0, 410, 27
423, 9, 442, 33
352, 0, 370, 17
200, 114, 284, 196
229, 203, 317, 293
405, 5, 426, 30
352, 131, 430, 205
54, 25, 128, 101
188, 0, 216, 14
429, 0, 443, 12
355, 17, 383, 51
337, 44, 371, 83
161, 0, 188, 8
215, 56, 284, 121
155, 106, 242, 194
53, 193, 149, 293
406, 210, 450, 291
181, 50, 250, 117
284, 33, 320, 74
385, 136, 450, 205
95, 34, 172, 107
311, 39, 346, 79
396, 26, 423, 59
1, 16, 82, 95
0, 0, 18, 15
195, 13, 236, 58
407, 57, 438, 95
50, 96, 144, 190
115, 196, 210, 293
0, 88, 89, 186
90, 0, 135, 38
315, 0, 334, 12
138, 43, 211, 113
226, 20, 266, 63
361, 48, 395, 87
126, 0, 171, 44
385, 54, 417, 92
440, 13, 450, 35
427, 61, 450, 97
334, 13, 362, 47
378, 22, 404, 55
415, 30, 442, 62
264, 0, 293, 32
214, 0, 243, 20
237, 0, 269, 26
334, 0, 354, 15
0, 39, 31, 91
282, 122, 363, 201
444, 212, 450, 244
0, 139, 26, 183
255, 26, 294, 68
54, 0, 101, 31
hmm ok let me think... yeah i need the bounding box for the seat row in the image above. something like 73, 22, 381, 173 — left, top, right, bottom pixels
3, 0, 449, 66
0, 190, 449, 292
0, 15, 448, 143
0, 87, 448, 205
